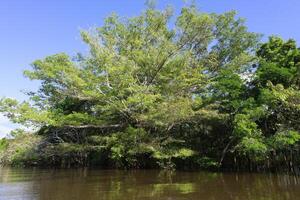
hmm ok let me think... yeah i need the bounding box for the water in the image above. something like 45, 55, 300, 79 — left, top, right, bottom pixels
0, 168, 300, 200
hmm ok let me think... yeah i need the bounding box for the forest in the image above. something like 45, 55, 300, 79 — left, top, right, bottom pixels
0, 4, 299, 172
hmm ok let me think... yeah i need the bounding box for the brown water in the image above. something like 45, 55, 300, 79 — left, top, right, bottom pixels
0, 168, 300, 200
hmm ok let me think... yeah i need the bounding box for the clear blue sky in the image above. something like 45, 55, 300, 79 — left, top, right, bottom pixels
0, 0, 300, 137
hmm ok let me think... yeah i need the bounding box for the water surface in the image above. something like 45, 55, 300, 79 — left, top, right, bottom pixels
0, 168, 300, 200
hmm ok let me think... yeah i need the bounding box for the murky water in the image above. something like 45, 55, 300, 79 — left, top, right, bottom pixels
0, 168, 300, 200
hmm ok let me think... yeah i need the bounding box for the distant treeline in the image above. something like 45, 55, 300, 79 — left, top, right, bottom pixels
0, 4, 299, 172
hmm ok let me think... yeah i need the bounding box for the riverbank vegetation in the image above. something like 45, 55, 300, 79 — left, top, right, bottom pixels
0, 4, 299, 171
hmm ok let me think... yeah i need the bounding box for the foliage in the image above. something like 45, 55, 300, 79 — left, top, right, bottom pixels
0, 138, 9, 152
0, 4, 299, 171
256, 36, 300, 87
0, 131, 41, 166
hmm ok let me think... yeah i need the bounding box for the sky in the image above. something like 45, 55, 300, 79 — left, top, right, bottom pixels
0, 0, 300, 138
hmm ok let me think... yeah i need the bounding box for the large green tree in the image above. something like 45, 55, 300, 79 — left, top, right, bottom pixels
2, 4, 282, 169
224, 37, 300, 170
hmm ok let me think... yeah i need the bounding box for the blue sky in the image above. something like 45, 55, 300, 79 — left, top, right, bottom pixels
0, 0, 300, 137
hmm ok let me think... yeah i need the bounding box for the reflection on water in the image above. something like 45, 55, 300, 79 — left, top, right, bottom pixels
0, 168, 300, 200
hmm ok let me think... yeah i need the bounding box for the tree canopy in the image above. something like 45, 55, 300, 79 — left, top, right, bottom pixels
0, 4, 299, 171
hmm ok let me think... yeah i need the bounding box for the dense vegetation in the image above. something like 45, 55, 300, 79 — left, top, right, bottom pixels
0, 4, 299, 171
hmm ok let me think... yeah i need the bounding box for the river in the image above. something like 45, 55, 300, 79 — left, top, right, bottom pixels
0, 168, 300, 200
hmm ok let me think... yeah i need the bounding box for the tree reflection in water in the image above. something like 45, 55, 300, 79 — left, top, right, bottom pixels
0, 168, 300, 200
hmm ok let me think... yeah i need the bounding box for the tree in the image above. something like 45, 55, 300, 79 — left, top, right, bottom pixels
256, 36, 300, 88
229, 37, 300, 169
0, 4, 263, 169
